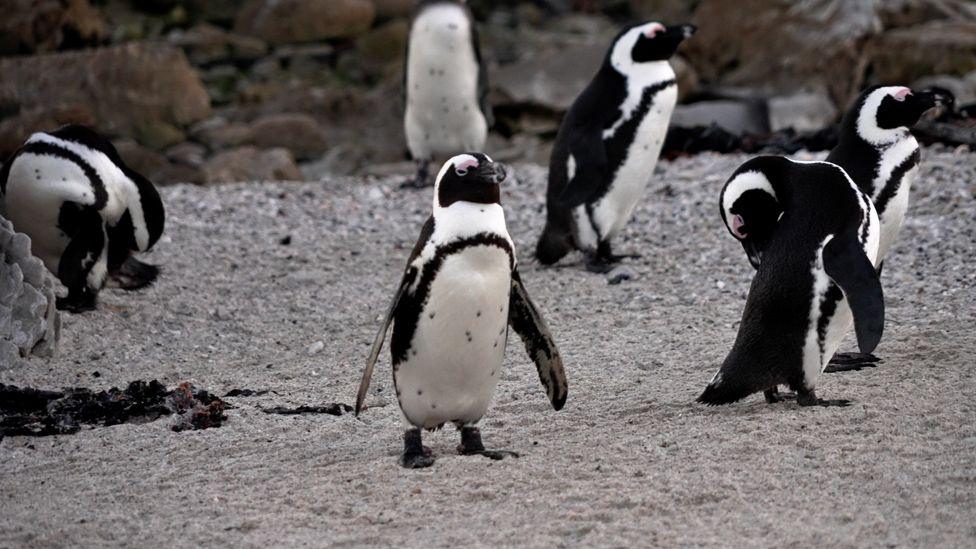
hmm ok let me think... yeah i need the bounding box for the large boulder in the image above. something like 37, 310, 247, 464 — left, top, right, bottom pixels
245, 114, 329, 161
0, 42, 212, 156
202, 147, 303, 183
868, 21, 976, 84
683, 0, 882, 108
0, 216, 61, 366
0, 0, 107, 55
234, 0, 376, 45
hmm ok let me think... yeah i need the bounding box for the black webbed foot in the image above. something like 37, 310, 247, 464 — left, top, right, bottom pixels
108, 257, 160, 290
56, 288, 97, 313
763, 387, 797, 404
796, 388, 851, 407
824, 352, 881, 373
400, 160, 432, 189
456, 426, 519, 461
584, 254, 615, 274
401, 428, 435, 469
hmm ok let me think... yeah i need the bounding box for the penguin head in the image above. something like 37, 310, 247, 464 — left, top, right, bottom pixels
720, 157, 786, 269
610, 21, 696, 70
434, 153, 507, 209
853, 85, 952, 144
128, 171, 165, 252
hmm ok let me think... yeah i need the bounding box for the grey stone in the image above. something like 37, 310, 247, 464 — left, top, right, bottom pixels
0, 214, 61, 363
672, 99, 771, 136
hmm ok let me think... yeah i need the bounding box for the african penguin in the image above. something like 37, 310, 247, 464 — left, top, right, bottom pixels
356, 153, 567, 469
536, 21, 695, 271
0, 125, 165, 312
827, 85, 950, 265
403, 0, 491, 188
702, 156, 884, 407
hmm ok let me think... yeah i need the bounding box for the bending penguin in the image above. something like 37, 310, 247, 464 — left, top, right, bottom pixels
356, 153, 568, 468
536, 21, 695, 271
403, 0, 491, 188
702, 156, 884, 407
0, 125, 165, 312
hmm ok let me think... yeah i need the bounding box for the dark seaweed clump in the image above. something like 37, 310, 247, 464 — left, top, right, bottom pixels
0, 380, 227, 439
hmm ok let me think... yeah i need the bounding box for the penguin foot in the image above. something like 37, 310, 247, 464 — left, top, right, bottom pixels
56, 290, 97, 313
763, 387, 797, 404
401, 428, 435, 469
108, 257, 160, 290
584, 254, 614, 274
456, 426, 519, 461
796, 389, 851, 407
400, 160, 432, 188
824, 352, 881, 373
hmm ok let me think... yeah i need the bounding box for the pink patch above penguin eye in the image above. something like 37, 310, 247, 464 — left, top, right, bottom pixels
454, 158, 479, 175
731, 214, 747, 239
644, 23, 665, 37
892, 88, 911, 102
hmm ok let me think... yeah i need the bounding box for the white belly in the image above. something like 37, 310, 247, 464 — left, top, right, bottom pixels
592, 84, 677, 240
876, 166, 915, 262
2, 154, 93, 273
404, 5, 486, 159
395, 245, 511, 428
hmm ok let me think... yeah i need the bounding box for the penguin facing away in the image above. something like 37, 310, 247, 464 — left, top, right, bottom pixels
536, 21, 696, 272
0, 125, 165, 312
702, 156, 884, 407
356, 153, 567, 469
402, 0, 491, 188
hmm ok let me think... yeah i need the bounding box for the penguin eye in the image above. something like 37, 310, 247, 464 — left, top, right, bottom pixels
455, 167, 468, 177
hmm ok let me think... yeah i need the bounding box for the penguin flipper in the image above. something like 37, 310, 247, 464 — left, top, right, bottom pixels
557, 129, 607, 208
356, 217, 434, 416
508, 269, 568, 411
823, 232, 885, 355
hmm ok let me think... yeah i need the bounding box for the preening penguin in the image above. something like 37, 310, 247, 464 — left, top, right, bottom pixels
356, 153, 568, 469
403, 0, 491, 188
702, 157, 884, 407
536, 21, 695, 271
0, 125, 165, 312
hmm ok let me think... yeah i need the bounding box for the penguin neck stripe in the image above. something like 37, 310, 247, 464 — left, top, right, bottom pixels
874, 148, 920, 216
19, 142, 108, 209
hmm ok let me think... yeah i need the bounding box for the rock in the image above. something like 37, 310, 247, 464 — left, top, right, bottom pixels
234, 0, 376, 45
190, 118, 252, 151
352, 20, 410, 80
306, 340, 325, 356
868, 21, 976, 84
168, 23, 268, 66
878, 0, 976, 29
246, 114, 329, 161
672, 99, 770, 135
113, 140, 205, 185
0, 0, 107, 55
629, 0, 698, 22
373, 0, 415, 19
165, 142, 208, 168
683, 0, 882, 108
768, 89, 839, 132
671, 55, 699, 103
0, 105, 96, 159
0, 215, 61, 365
203, 147, 303, 183
0, 43, 211, 156
607, 265, 638, 285
493, 42, 605, 113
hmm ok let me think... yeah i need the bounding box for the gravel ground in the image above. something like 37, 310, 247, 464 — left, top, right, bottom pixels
1, 148, 974, 547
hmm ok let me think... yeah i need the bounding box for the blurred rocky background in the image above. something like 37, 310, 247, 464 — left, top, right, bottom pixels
1, 0, 974, 185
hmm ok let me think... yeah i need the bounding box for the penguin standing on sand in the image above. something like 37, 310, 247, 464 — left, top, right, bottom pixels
403, 0, 491, 188
536, 21, 695, 271
702, 156, 884, 407
356, 153, 567, 468
0, 125, 165, 312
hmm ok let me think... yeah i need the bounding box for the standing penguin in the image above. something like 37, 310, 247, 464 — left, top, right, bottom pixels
702, 156, 884, 407
536, 21, 695, 271
0, 125, 165, 312
403, 0, 491, 188
356, 153, 567, 468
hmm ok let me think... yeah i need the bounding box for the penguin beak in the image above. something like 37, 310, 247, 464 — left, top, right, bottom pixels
741, 239, 763, 269
676, 24, 697, 39
483, 162, 507, 185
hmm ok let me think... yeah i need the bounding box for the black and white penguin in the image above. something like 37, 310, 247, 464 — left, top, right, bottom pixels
0, 125, 165, 312
356, 153, 567, 468
402, 0, 491, 188
535, 21, 695, 271
702, 156, 884, 407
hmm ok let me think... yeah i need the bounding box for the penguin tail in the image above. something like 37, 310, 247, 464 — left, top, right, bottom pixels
696, 369, 759, 406
108, 257, 160, 290
535, 222, 573, 265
